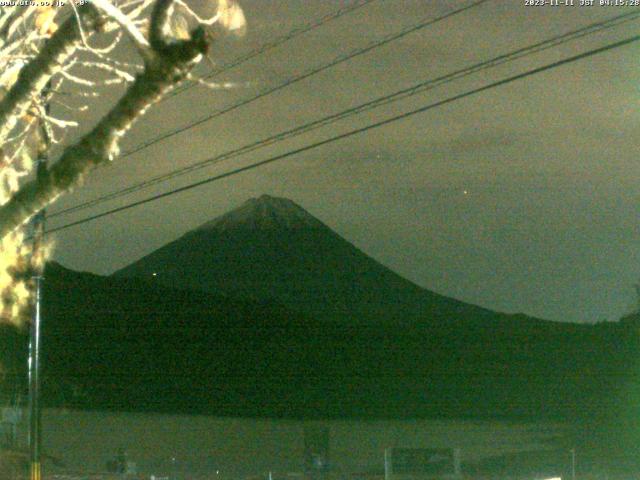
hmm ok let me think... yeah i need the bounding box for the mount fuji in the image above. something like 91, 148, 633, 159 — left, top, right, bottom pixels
115, 194, 495, 325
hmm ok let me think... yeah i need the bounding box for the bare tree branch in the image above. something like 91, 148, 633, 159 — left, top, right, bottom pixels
91, 0, 150, 51
0, 3, 210, 239
149, 0, 174, 50
0, 4, 104, 145
0, 0, 244, 325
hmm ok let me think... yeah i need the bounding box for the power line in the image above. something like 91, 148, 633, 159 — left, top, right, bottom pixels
116, 0, 491, 159
47, 33, 640, 235
48, 0, 489, 219
49, 10, 640, 219
58, 1, 377, 104
165, 0, 379, 100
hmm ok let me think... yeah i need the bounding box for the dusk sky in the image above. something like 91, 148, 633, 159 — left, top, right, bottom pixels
46, 0, 640, 323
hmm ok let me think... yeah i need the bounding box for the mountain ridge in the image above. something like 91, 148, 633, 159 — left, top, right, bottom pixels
115, 194, 499, 325
2, 196, 636, 426
0, 260, 636, 431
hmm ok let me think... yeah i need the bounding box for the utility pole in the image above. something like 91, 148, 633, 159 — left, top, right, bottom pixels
570, 448, 576, 480
28, 86, 50, 480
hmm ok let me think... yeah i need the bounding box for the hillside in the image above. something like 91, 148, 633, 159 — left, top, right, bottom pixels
0, 262, 636, 425
1, 196, 638, 425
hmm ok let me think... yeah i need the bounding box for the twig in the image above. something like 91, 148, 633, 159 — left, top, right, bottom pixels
0, 0, 211, 238
0, 3, 104, 145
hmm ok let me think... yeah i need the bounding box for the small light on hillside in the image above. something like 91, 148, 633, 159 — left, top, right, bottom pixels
152, 272, 157, 277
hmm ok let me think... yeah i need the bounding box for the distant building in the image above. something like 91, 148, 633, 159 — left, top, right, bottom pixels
8, 408, 568, 480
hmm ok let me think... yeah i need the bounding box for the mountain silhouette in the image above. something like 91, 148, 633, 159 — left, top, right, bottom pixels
1, 199, 639, 449
0, 261, 634, 426
116, 194, 494, 325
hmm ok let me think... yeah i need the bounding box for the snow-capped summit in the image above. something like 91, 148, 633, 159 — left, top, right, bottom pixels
197, 194, 324, 232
